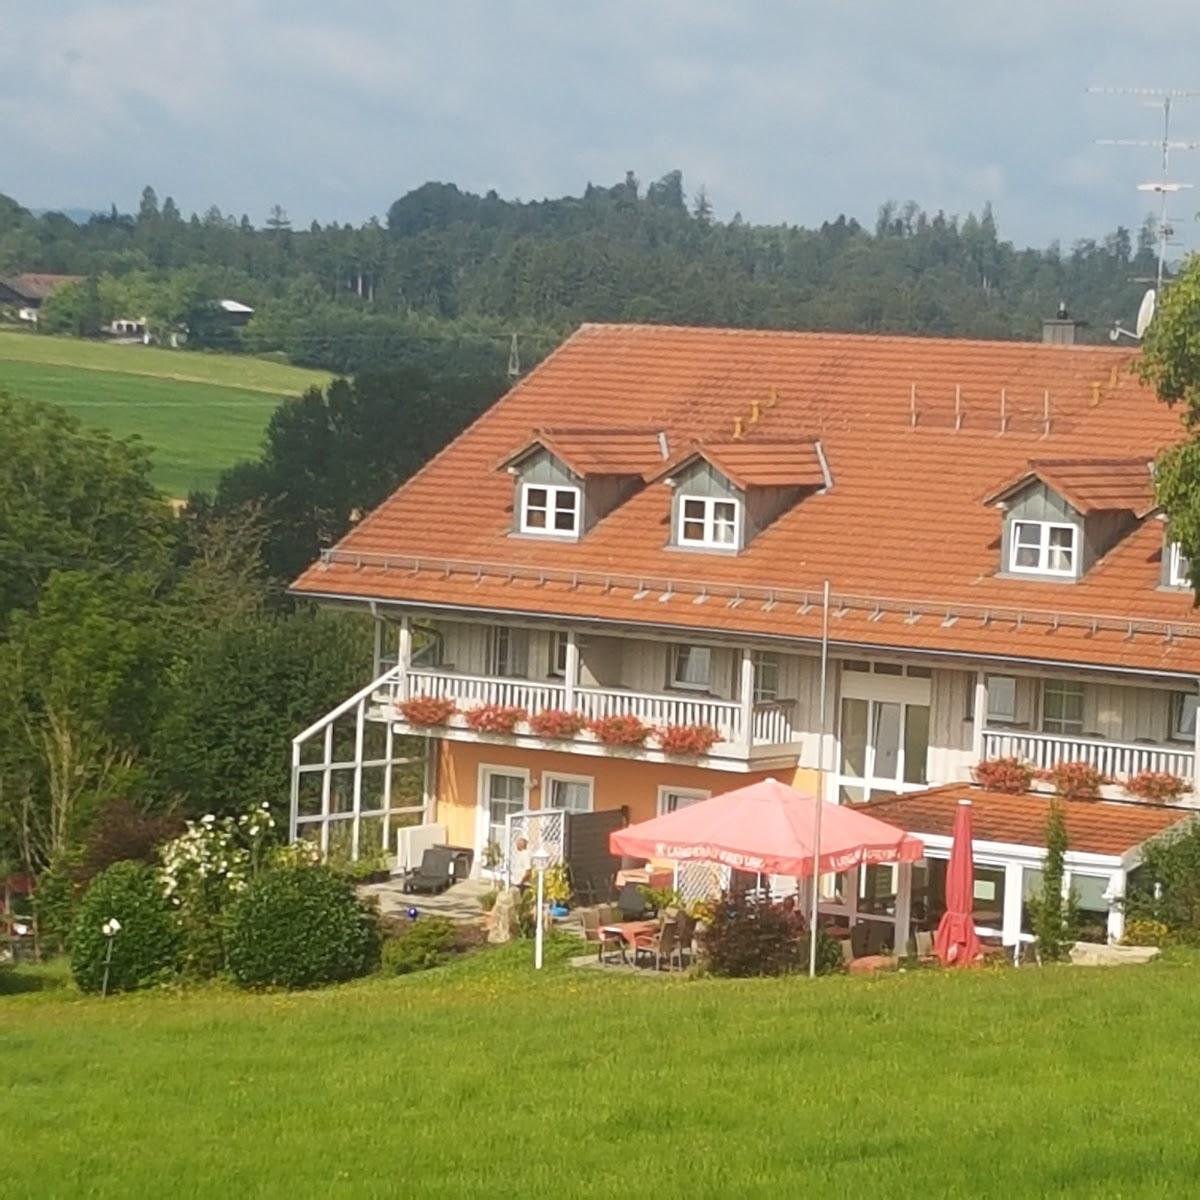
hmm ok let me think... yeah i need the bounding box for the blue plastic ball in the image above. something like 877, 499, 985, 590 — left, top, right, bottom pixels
406, 907, 419, 920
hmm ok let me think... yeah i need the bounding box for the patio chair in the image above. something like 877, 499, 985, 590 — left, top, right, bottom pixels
633, 918, 680, 971
675, 912, 697, 966
400, 846, 458, 895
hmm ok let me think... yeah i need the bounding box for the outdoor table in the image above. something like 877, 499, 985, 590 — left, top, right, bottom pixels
599, 919, 660, 964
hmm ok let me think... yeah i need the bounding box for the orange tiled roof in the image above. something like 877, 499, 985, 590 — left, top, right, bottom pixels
984, 457, 1156, 517
863, 784, 1194, 857
293, 324, 1200, 676
656, 439, 828, 490
498, 426, 668, 477
0, 273, 84, 301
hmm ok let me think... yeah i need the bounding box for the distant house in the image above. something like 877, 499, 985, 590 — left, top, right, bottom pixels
0, 273, 84, 323
217, 298, 254, 326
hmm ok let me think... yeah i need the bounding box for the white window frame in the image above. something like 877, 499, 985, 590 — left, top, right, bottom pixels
1041, 679, 1084, 736
677, 495, 741, 549
1170, 691, 1198, 743
487, 626, 528, 679
752, 650, 780, 704
548, 631, 568, 678
986, 674, 1018, 724
1009, 519, 1078, 577
670, 643, 713, 692
475, 763, 531, 874
542, 772, 594, 814
1168, 541, 1191, 588
519, 482, 581, 538
657, 786, 710, 816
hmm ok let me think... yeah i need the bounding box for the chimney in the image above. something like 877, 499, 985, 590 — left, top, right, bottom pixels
1042, 300, 1078, 346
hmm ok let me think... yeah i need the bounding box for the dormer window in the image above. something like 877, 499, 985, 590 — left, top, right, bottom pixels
1168, 541, 1191, 589
520, 483, 580, 538
1009, 520, 1078, 576
679, 496, 739, 548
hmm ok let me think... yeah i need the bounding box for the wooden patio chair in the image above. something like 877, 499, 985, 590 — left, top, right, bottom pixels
633, 918, 679, 971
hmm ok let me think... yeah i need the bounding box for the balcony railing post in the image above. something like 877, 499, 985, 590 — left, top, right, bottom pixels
971, 674, 987, 761
564, 630, 579, 712
397, 615, 413, 703
739, 649, 755, 753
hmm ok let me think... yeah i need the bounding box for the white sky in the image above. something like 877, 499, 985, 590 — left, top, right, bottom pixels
5, 1, 1200, 250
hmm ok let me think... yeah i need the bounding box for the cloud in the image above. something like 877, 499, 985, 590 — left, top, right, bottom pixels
2, 0, 1199, 252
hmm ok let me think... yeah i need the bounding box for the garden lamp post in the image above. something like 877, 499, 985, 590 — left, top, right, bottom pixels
100, 917, 121, 997
531, 848, 550, 970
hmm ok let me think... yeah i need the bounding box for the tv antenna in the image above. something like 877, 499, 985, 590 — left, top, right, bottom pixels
1090, 86, 1200, 292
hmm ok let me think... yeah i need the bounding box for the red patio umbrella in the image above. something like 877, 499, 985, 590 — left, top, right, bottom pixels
609, 777, 923, 877
933, 799, 984, 967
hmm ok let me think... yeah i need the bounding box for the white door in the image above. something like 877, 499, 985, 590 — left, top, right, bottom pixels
477, 768, 528, 873
835, 666, 931, 803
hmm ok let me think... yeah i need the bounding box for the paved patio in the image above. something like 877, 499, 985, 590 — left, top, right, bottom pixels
358, 877, 493, 923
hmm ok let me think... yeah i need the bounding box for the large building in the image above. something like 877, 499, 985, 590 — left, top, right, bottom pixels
289, 321, 1200, 946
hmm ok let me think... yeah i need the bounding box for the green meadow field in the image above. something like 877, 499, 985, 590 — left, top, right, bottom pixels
3, 942, 1199, 1197
0, 331, 332, 496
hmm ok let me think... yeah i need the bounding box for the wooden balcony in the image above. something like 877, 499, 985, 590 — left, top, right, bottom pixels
982, 729, 1196, 788
374, 667, 802, 768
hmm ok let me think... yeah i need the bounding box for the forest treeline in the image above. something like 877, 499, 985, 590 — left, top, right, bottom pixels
0, 170, 1164, 376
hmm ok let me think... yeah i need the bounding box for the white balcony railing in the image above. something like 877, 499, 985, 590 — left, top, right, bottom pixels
574, 686, 740, 741
384, 668, 800, 757
983, 729, 1196, 783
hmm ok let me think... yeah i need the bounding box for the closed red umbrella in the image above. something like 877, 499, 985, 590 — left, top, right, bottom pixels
934, 798, 984, 967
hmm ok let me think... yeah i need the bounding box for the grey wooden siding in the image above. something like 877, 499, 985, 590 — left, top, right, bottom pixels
670, 460, 743, 548
513, 448, 643, 535
1081, 509, 1136, 573
928, 668, 975, 784
1000, 482, 1084, 579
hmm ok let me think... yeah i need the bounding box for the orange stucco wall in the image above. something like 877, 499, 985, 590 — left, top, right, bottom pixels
434, 737, 821, 851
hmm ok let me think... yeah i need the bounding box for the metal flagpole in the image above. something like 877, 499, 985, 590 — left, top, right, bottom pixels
808, 579, 831, 978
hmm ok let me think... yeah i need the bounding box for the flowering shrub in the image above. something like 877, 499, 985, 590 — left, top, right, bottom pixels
528, 708, 588, 738
588, 714, 652, 747
972, 756, 1034, 794
70, 862, 181, 994
398, 695, 457, 726
657, 723, 721, 756
1040, 760, 1106, 801
1125, 770, 1189, 804
464, 704, 527, 734
158, 803, 278, 977
227, 866, 380, 989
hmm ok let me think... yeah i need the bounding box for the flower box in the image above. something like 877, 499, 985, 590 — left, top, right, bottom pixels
464, 704, 527, 735
527, 709, 588, 739
397, 695, 457, 727
971, 756, 1034, 794
1039, 760, 1107, 801
588, 714, 652, 747
657, 723, 721, 756
1124, 770, 1188, 804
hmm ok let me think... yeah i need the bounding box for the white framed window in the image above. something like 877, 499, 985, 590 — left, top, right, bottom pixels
657, 786, 710, 815
678, 495, 739, 549
671, 644, 713, 692
548, 631, 569, 677
488, 626, 529, 678
519, 483, 580, 537
1009, 520, 1078, 576
986, 674, 1018, 724
543, 772, 593, 814
752, 650, 780, 703
1168, 542, 1191, 588
1041, 679, 1084, 735
1171, 691, 1198, 743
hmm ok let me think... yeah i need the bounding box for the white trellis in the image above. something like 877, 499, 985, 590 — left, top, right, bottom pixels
674, 859, 730, 904
289, 665, 428, 862
505, 808, 567, 883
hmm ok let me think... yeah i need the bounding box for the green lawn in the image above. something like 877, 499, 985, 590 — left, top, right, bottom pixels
3, 943, 1197, 1197
0, 330, 331, 496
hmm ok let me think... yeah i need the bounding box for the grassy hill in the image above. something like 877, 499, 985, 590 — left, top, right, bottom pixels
3, 942, 1200, 1195
0, 330, 332, 496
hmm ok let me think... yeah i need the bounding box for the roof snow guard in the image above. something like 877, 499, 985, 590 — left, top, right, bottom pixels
985, 457, 1157, 518
498, 426, 669, 478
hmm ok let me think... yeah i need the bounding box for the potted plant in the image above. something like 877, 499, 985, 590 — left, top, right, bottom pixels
657, 723, 721, 756
972, 756, 1034, 794
1040, 760, 1106, 801
588, 714, 652, 747
398, 695, 456, 727
528, 708, 588, 739
1125, 770, 1189, 804
464, 704, 526, 734
544, 863, 572, 915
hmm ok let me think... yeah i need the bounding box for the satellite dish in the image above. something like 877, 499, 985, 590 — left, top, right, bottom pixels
1136, 288, 1157, 339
